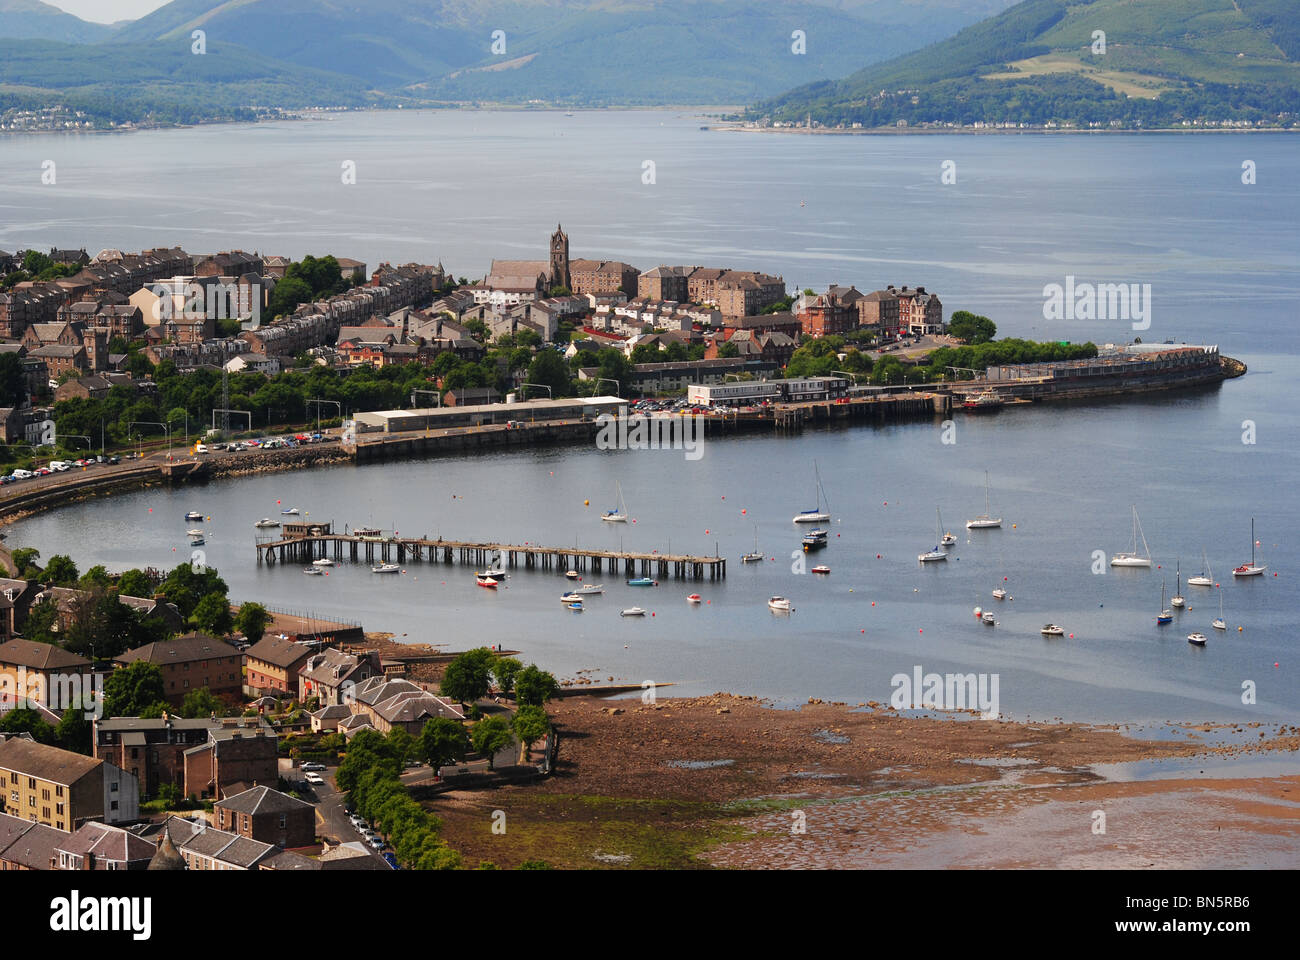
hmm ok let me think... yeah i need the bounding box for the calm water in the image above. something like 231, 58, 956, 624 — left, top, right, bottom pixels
2, 113, 1297, 723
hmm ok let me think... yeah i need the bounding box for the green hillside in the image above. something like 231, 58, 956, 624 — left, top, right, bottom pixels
0, 0, 111, 43
749, 0, 1300, 128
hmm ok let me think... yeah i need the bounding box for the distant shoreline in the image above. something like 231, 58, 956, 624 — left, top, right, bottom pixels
708, 123, 1299, 136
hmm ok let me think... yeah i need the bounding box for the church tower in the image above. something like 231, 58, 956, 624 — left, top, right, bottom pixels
549, 224, 570, 292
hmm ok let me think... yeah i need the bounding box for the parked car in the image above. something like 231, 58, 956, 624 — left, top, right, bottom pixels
301, 761, 325, 772
195, 444, 209, 454
382, 851, 400, 870
304, 772, 324, 785
366, 836, 385, 850
107, 456, 120, 464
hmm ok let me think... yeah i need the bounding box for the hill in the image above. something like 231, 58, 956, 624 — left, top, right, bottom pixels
0, 0, 110, 43
748, 0, 1300, 129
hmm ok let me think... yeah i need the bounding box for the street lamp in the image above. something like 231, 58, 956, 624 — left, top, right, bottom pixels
306, 399, 342, 434
590, 377, 620, 398
410, 390, 439, 409
128, 420, 170, 459
519, 383, 552, 400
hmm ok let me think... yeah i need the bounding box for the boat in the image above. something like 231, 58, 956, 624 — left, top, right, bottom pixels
620, 607, 646, 617
1110, 505, 1152, 567
792, 461, 831, 524
1232, 518, 1266, 577
1156, 578, 1172, 624
966, 471, 1002, 529
627, 577, 656, 587
962, 390, 1004, 411
1040, 624, 1065, 636
476, 577, 499, 588
184, 511, 203, 521
768, 596, 792, 612
802, 528, 828, 551
982, 611, 996, 624
1187, 632, 1207, 646
939, 507, 957, 546
687, 594, 702, 603
475, 552, 507, 581
1171, 560, 1185, 608
312, 558, 334, 567
560, 592, 583, 602
918, 509, 948, 562
281, 507, 300, 515
601, 481, 629, 523
185, 528, 204, 537
303, 567, 324, 576
254, 518, 280, 529
992, 587, 1006, 600
354, 525, 381, 536
189, 537, 205, 547
567, 601, 584, 611
371, 563, 400, 574
1212, 586, 1226, 631
811, 565, 830, 575
742, 524, 764, 563
1187, 549, 1213, 587
565, 569, 580, 580
577, 583, 603, 595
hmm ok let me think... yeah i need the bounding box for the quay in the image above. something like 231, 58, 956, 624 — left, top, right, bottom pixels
256, 525, 726, 581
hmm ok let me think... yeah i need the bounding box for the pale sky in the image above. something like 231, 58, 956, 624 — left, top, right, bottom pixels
46, 0, 171, 24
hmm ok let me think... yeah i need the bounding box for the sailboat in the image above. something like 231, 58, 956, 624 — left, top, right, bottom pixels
742, 524, 763, 563
1212, 586, 1226, 631
918, 508, 948, 562
1171, 560, 1185, 608
601, 481, 629, 523
1187, 549, 1213, 587
475, 552, 506, 580
1232, 518, 1266, 576
1156, 578, 1172, 624
966, 471, 1002, 529
939, 507, 957, 546
792, 461, 831, 523
1111, 505, 1152, 567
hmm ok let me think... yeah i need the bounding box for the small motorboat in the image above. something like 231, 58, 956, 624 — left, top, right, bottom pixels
627, 577, 656, 587
802, 528, 828, 551
982, 611, 996, 624
254, 518, 280, 528
992, 588, 1006, 600
281, 507, 300, 515
189, 537, 205, 547
768, 596, 792, 612
567, 601, 584, 611
941, 532, 957, 547
184, 511, 203, 521
560, 592, 583, 602
303, 567, 324, 576
577, 583, 603, 594
371, 563, 400, 574
312, 558, 334, 567
186, 528, 204, 537
1187, 633, 1207, 646
565, 569, 580, 580
1040, 624, 1065, 636
811, 565, 830, 575
620, 607, 646, 617
476, 577, 499, 588
686, 594, 702, 603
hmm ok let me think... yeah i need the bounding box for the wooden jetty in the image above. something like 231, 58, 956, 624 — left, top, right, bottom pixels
256, 532, 726, 580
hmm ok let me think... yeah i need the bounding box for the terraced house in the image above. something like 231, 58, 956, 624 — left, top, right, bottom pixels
0, 738, 139, 831
114, 632, 243, 707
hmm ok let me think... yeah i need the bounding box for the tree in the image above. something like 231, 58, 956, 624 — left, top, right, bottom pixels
717, 341, 740, 359
192, 591, 233, 635
386, 726, 416, 764
511, 705, 550, 759
471, 716, 512, 769
102, 662, 167, 718
41, 554, 79, 587
948, 310, 996, 345
234, 602, 272, 643
20, 597, 60, 645
493, 657, 523, 695
10, 548, 39, 579
56, 697, 92, 754
440, 648, 495, 704
0, 351, 27, 407
0, 707, 57, 744
61, 589, 137, 658
525, 349, 571, 399
420, 717, 469, 770
336, 729, 401, 794
514, 664, 559, 707
179, 687, 227, 719
77, 565, 112, 590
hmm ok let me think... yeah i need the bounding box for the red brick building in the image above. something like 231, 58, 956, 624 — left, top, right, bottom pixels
214, 785, 315, 848
114, 632, 243, 707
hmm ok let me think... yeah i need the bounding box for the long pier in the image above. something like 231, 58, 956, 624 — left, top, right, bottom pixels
255, 534, 726, 581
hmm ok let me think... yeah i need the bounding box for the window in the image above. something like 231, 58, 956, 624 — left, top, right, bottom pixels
131, 747, 139, 759
56, 802, 64, 816
55, 785, 62, 798
279, 814, 286, 828
110, 782, 118, 793
110, 800, 118, 811
26, 777, 34, 789
183, 679, 190, 689
41, 788, 50, 801
183, 662, 189, 671
28, 796, 35, 807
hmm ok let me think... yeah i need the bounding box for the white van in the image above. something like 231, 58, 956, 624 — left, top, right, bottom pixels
10, 469, 32, 479
195, 444, 209, 454
49, 461, 71, 472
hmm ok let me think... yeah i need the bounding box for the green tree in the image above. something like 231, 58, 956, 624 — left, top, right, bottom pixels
525, 349, 572, 399
514, 664, 559, 707
56, 697, 93, 754
440, 647, 495, 704
41, 554, 79, 586
77, 565, 112, 590
179, 687, 226, 719
0, 707, 57, 744
511, 705, 550, 759
20, 597, 60, 645
336, 728, 401, 794
102, 662, 168, 718
386, 726, 416, 764
117, 567, 157, 598
61, 589, 137, 658
10, 548, 39, 579
0, 351, 27, 407
493, 657, 523, 695
192, 591, 233, 635
420, 717, 470, 769
948, 310, 996, 345
470, 716, 512, 770
233, 602, 272, 643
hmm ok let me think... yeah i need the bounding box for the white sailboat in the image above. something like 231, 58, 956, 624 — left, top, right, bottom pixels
1171, 560, 1185, 608
966, 471, 1002, 529
1212, 586, 1226, 631
792, 461, 831, 524
1187, 548, 1213, 587
918, 508, 948, 562
742, 524, 763, 563
1232, 518, 1266, 577
1110, 505, 1152, 567
601, 481, 629, 523
939, 507, 957, 546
